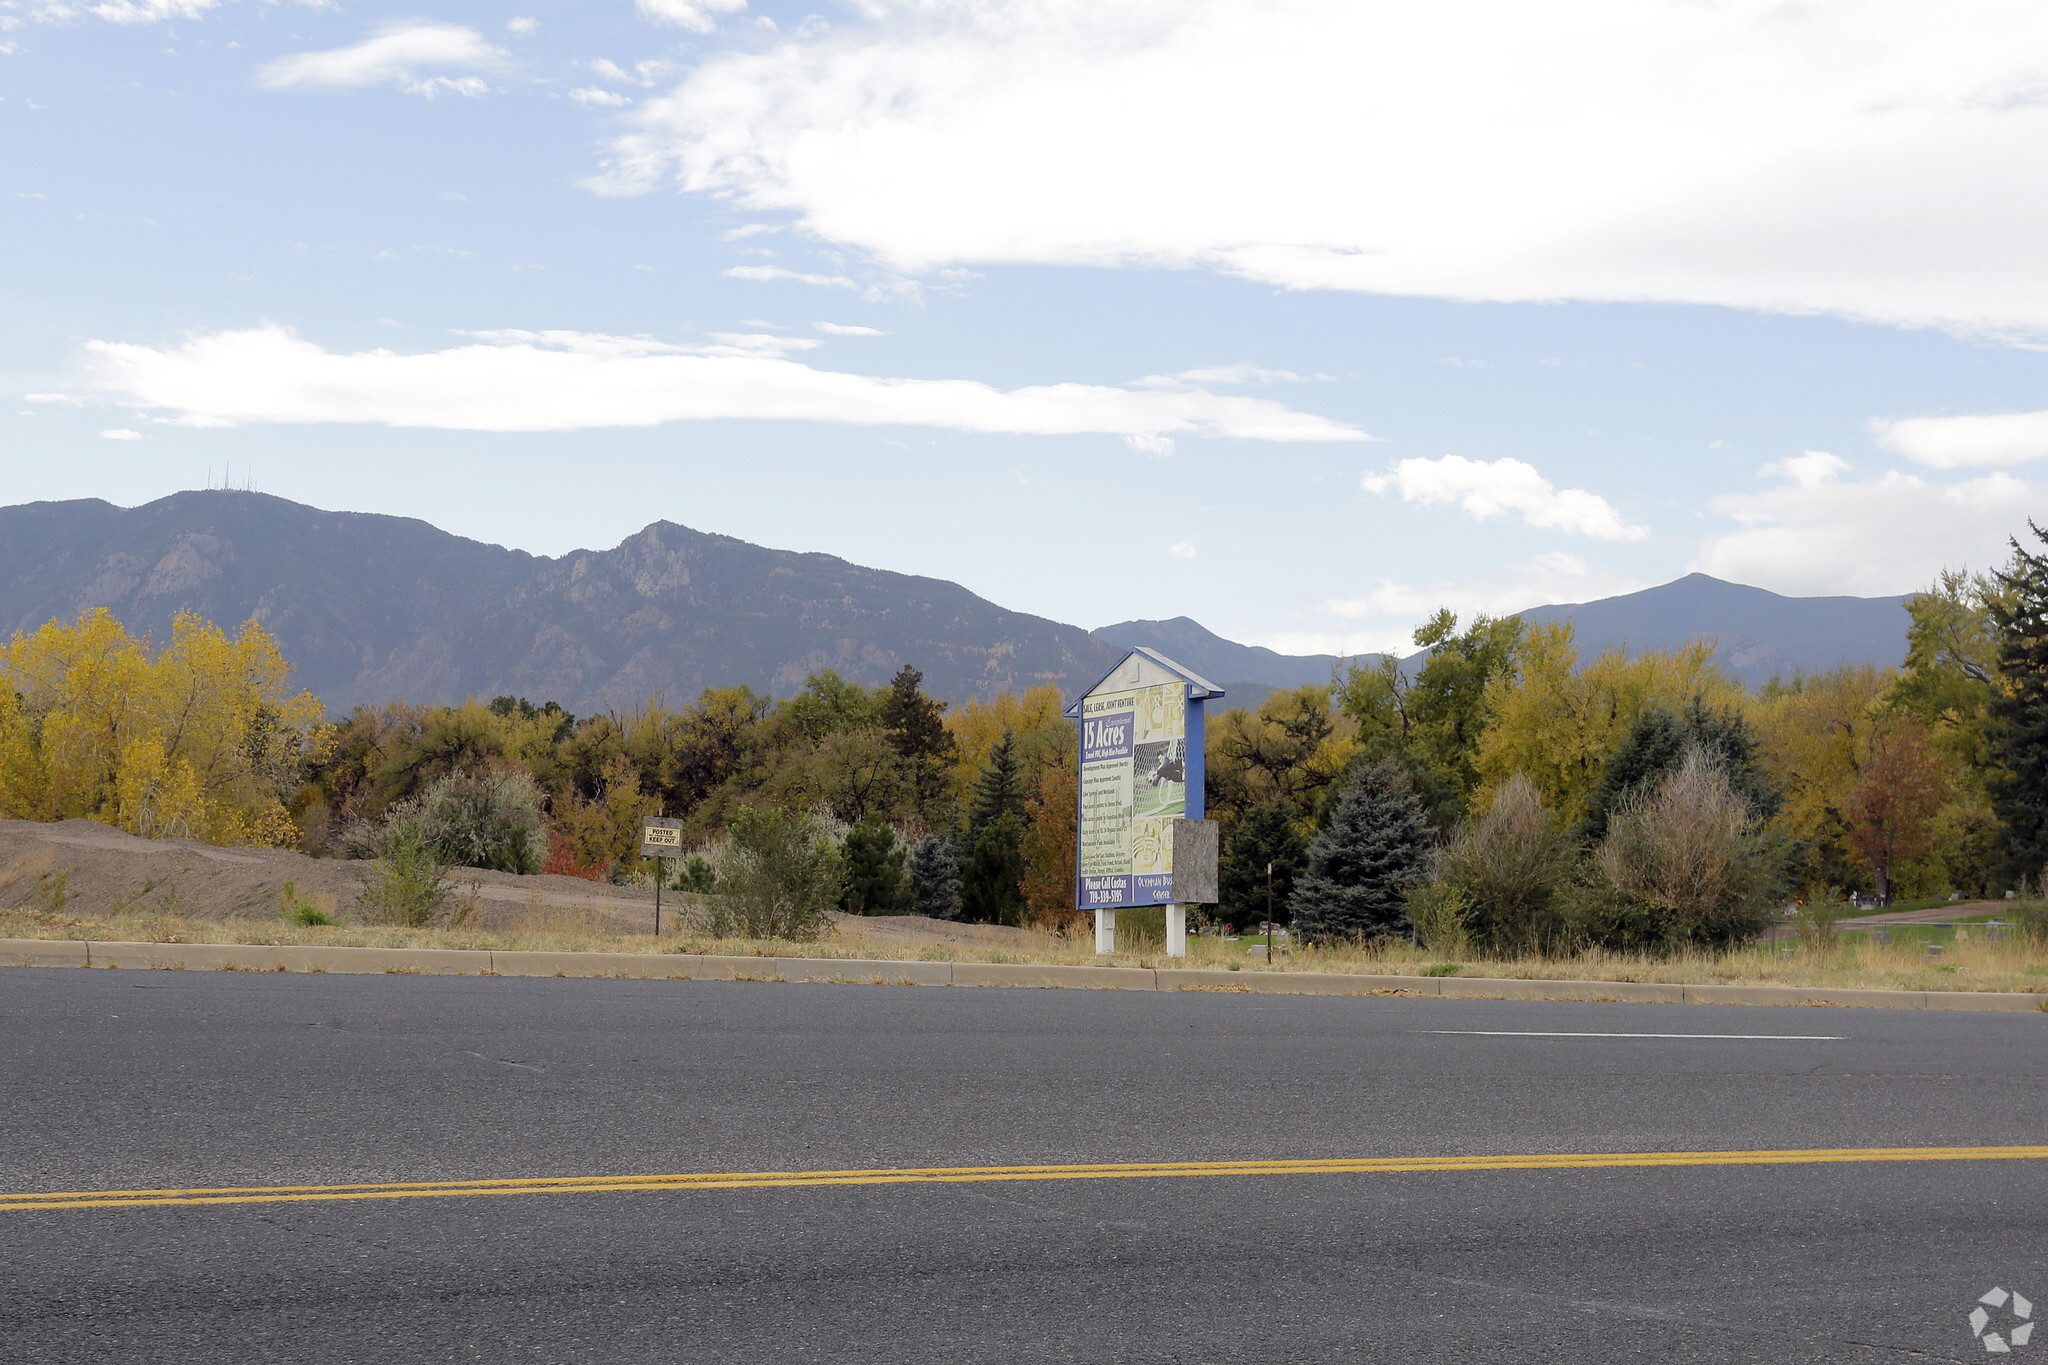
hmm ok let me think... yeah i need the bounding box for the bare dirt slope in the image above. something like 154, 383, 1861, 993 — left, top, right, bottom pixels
0, 818, 1048, 951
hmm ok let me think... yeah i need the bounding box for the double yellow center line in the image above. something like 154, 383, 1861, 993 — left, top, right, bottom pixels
6, 1146, 2046, 1214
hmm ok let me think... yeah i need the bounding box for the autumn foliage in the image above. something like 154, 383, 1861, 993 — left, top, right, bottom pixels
0, 608, 318, 846
11, 522, 2048, 941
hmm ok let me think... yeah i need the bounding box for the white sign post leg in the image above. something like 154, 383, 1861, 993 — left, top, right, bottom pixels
1165, 904, 1187, 957
1094, 908, 1117, 955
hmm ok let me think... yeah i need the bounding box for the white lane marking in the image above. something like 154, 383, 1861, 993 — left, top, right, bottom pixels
1417, 1030, 1844, 1041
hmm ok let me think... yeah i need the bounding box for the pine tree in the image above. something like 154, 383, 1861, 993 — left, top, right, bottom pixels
880, 665, 956, 818
1220, 799, 1307, 931
839, 818, 909, 915
676, 856, 717, 894
1289, 760, 1430, 943
961, 811, 1028, 926
907, 833, 964, 921
966, 731, 1025, 845
1989, 522, 2048, 881
1578, 696, 1779, 845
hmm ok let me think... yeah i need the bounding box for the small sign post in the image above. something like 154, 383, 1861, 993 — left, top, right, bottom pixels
1063, 649, 1222, 957
640, 818, 684, 937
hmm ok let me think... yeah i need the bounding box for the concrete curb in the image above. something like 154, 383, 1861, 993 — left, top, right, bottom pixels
2, 938, 2044, 1013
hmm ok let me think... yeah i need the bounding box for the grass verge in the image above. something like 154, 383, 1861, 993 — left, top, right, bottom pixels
3, 904, 2046, 995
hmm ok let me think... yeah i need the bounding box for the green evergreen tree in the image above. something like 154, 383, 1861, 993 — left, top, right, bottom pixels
1289, 760, 1430, 943
907, 834, 964, 921
961, 811, 1028, 926
1220, 799, 1308, 930
1317, 732, 1463, 835
966, 730, 1026, 844
675, 855, 717, 894
1990, 522, 2048, 881
1579, 696, 1781, 845
840, 818, 909, 915
880, 665, 957, 818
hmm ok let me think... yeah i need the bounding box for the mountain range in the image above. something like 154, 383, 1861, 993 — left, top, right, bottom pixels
0, 491, 1913, 715
1101, 575, 1912, 704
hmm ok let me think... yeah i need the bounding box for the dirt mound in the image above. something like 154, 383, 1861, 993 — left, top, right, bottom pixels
0, 819, 1055, 951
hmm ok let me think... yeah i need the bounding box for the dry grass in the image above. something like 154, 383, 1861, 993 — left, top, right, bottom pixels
2, 897, 2045, 994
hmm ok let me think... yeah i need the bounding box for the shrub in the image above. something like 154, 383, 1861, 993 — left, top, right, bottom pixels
1438, 774, 1574, 952
1290, 760, 1429, 944
908, 835, 964, 921
709, 806, 841, 941
541, 826, 608, 881
356, 828, 470, 927
1790, 884, 1844, 952
378, 769, 548, 875
1402, 881, 1471, 957
1593, 748, 1784, 949
1578, 698, 1779, 846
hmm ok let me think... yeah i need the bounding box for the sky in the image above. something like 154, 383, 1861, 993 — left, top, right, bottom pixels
4, 0, 2047, 656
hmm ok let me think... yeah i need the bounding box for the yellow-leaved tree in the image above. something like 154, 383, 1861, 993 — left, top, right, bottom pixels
1473, 622, 1744, 827
0, 609, 321, 846
943, 685, 1070, 800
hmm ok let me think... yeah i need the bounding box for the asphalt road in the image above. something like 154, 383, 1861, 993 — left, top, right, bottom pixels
2, 968, 2045, 1363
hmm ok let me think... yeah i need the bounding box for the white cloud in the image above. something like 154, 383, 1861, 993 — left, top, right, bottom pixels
815, 321, 883, 336
570, 87, 631, 108
1760, 450, 1853, 487
654, 330, 818, 357
257, 24, 502, 98
594, 0, 2048, 337
636, 0, 744, 34
86, 0, 219, 23
84, 325, 1371, 446
725, 264, 858, 289
588, 57, 675, 88
1364, 454, 1648, 542
507, 17, 538, 35
1695, 456, 2041, 595
1872, 411, 2048, 469
1168, 541, 1197, 560
1124, 433, 1175, 457
1133, 364, 1315, 389
100, 427, 142, 439
8, 0, 220, 20
1257, 552, 1649, 657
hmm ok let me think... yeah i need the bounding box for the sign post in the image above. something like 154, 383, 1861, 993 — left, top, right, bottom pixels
640, 818, 684, 937
1064, 649, 1222, 957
